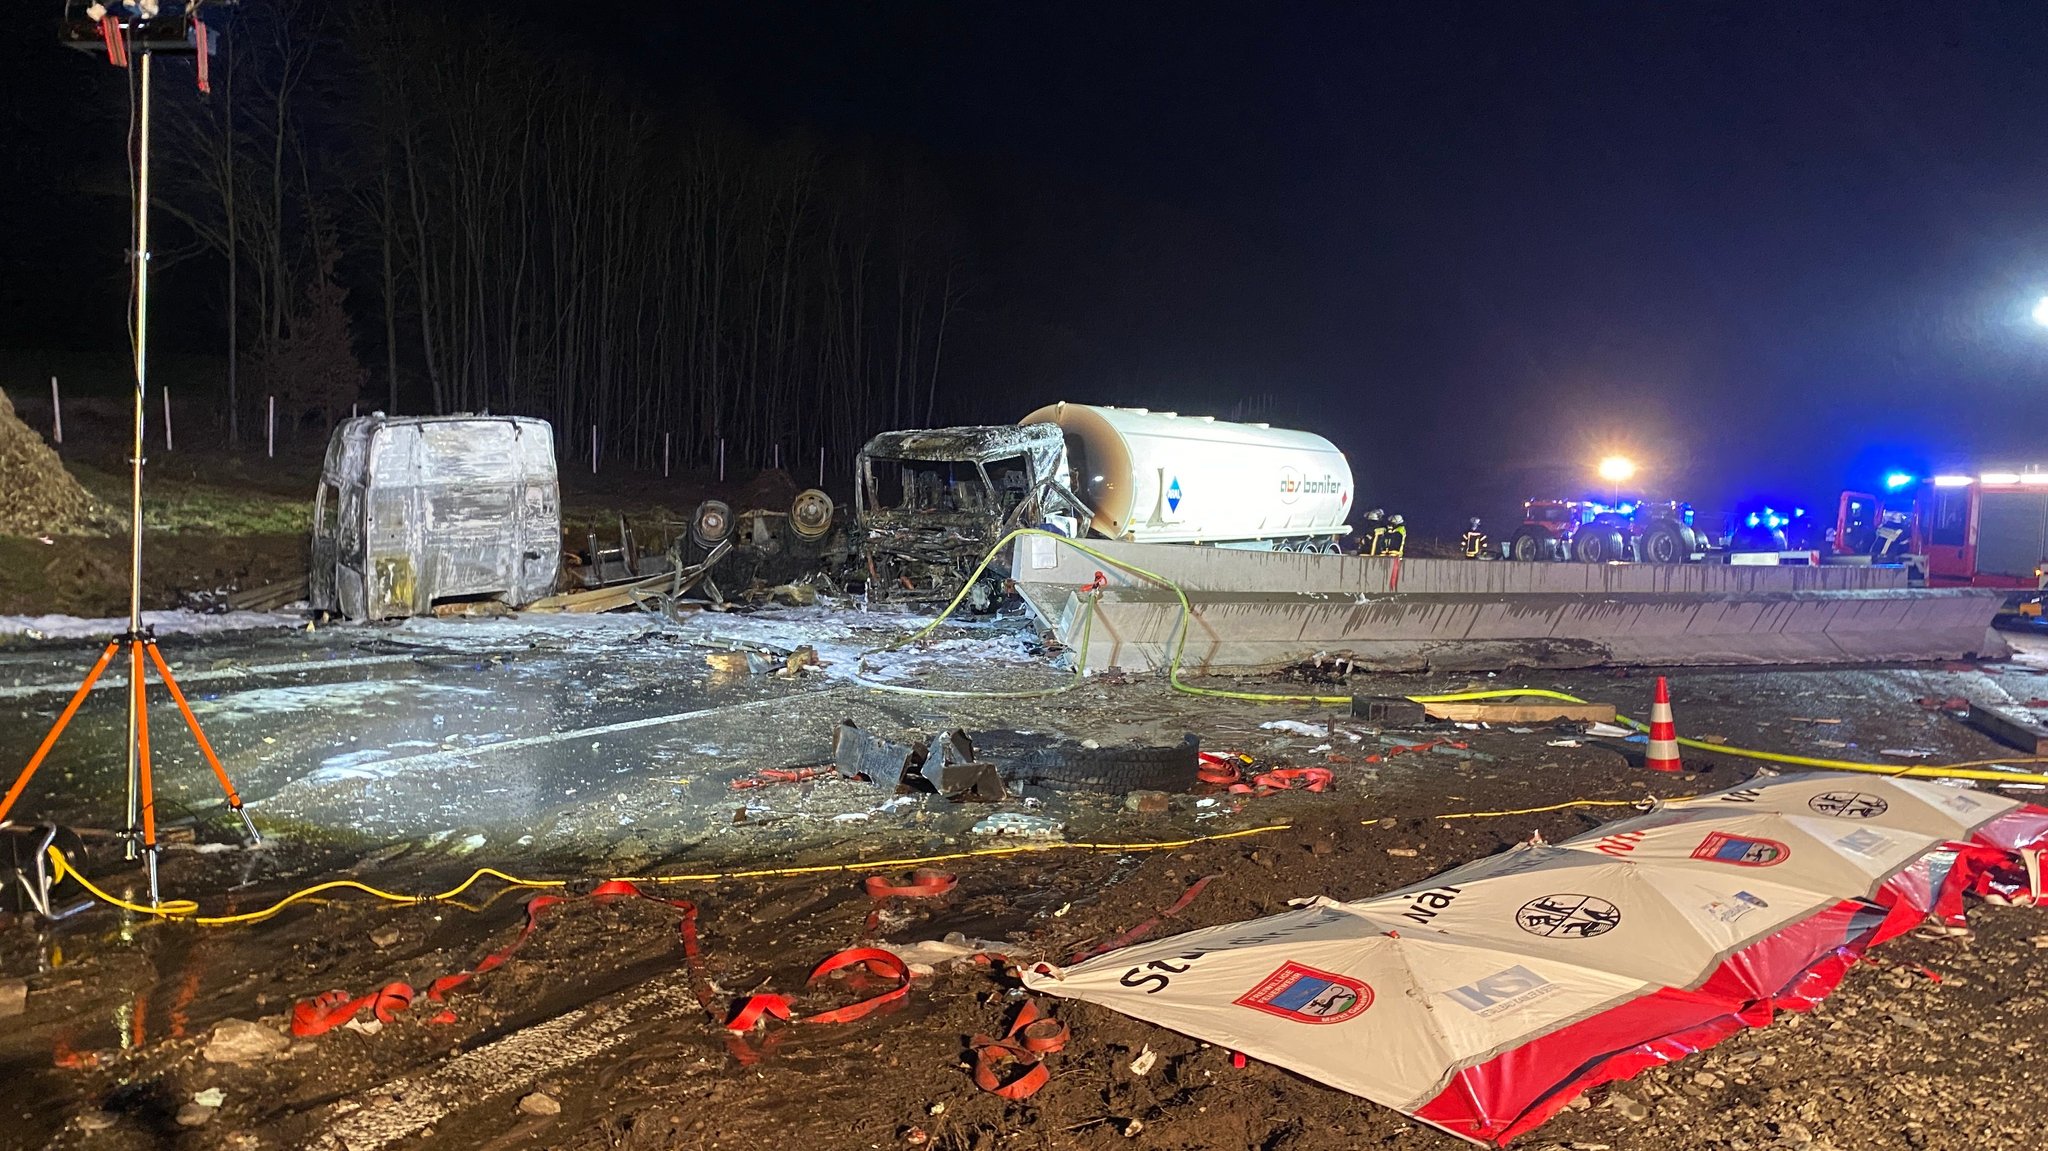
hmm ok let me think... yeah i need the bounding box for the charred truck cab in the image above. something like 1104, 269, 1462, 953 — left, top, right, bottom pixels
855, 423, 1086, 608
310, 414, 561, 620
855, 403, 1355, 606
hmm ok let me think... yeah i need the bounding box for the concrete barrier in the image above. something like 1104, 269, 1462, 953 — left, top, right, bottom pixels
1010, 538, 2011, 672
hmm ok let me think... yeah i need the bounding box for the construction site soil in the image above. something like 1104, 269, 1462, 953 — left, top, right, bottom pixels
3, 625, 2046, 1151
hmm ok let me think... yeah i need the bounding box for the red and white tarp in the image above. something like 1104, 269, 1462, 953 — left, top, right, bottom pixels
1024, 772, 2046, 1145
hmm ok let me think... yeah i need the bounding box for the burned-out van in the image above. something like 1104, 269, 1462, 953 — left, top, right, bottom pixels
309, 414, 561, 620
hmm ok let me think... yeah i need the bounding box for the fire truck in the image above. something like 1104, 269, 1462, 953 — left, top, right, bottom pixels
1835, 471, 2048, 592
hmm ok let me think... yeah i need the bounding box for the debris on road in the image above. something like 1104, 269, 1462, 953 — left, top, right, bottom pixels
202, 1018, 291, 1065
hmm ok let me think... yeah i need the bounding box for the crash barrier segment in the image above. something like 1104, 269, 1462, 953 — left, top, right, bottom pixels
1007, 533, 2008, 674
860, 528, 2048, 788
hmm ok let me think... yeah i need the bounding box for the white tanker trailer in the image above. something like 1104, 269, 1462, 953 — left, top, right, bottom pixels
854, 403, 1355, 603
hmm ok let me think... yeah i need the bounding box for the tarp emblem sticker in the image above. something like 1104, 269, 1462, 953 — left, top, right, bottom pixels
1167, 477, 1182, 513
1515, 894, 1621, 939
1808, 791, 1888, 819
1234, 961, 1372, 1025
1691, 831, 1791, 867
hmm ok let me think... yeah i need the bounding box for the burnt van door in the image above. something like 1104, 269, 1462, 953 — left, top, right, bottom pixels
417, 420, 520, 601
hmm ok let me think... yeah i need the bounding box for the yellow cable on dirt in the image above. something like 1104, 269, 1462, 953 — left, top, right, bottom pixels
42, 825, 1292, 926
1431, 799, 1649, 821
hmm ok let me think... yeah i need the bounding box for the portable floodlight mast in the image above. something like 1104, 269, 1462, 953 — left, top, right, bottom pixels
0, 4, 262, 909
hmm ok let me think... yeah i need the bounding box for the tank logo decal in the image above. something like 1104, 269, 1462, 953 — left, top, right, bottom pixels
1167, 477, 1182, 513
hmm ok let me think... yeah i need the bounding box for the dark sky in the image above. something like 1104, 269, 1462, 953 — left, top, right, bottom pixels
10, 3, 2048, 529
608, 1, 2048, 526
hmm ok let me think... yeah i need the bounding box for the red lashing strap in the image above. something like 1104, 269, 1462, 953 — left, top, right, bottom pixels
193, 19, 210, 93
971, 1002, 1069, 1100
1068, 874, 1220, 964
99, 15, 128, 68
731, 767, 826, 790
726, 947, 911, 1032
864, 869, 958, 899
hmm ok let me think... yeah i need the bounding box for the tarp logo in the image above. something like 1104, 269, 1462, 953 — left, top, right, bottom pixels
1234, 961, 1373, 1025
1691, 831, 1790, 867
1402, 885, 1461, 924
1443, 965, 1560, 1018
1515, 894, 1621, 939
1702, 890, 1769, 925
1809, 791, 1888, 819
1167, 477, 1183, 513
1834, 828, 1893, 858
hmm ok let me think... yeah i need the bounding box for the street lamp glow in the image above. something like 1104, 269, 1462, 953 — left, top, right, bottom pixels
2033, 295, 2048, 327
1596, 456, 1636, 484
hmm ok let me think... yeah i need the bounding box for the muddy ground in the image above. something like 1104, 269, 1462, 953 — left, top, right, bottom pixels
1, 617, 2046, 1151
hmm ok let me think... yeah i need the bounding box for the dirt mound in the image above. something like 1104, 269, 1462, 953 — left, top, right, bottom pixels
0, 387, 107, 536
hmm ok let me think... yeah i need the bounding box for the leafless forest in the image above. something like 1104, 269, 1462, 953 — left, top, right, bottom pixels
152, 0, 967, 473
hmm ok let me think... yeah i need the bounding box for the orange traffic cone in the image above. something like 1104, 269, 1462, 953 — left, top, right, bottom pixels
1644, 676, 1682, 772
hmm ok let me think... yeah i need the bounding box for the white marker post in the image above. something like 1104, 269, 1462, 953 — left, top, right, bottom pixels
591, 425, 599, 474
267, 395, 275, 458
818, 444, 825, 486
663, 432, 671, 478
49, 377, 61, 445
718, 437, 726, 482
162, 387, 172, 451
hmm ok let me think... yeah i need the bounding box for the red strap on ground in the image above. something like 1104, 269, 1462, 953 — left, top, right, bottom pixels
290, 980, 417, 1037
730, 767, 826, 790
725, 947, 912, 1032
970, 1002, 1069, 1100
864, 869, 958, 899
1067, 874, 1221, 964
1246, 767, 1334, 793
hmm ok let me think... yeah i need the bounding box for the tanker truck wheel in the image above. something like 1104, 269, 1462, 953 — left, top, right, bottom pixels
1574, 526, 1626, 563
1641, 521, 1690, 564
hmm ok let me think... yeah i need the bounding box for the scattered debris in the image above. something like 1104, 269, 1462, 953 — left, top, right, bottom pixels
1123, 789, 1171, 814
971, 812, 1064, 839
1259, 719, 1329, 737
1352, 696, 1429, 726
1422, 700, 1616, 724
202, 1018, 291, 1065
0, 978, 24, 1018
1128, 1045, 1159, 1076
518, 1092, 562, 1117
1962, 698, 2048, 755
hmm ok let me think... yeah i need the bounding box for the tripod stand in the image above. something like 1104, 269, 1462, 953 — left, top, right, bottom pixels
0, 629, 261, 907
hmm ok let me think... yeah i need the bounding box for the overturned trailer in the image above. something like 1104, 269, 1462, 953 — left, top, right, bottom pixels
310, 414, 561, 620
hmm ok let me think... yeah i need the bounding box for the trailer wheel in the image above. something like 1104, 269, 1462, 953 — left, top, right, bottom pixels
1508, 528, 1551, 562
1574, 526, 1625, 563
1641, 522, 1690, 564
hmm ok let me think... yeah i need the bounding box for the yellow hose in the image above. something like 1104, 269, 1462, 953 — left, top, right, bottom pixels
42, 824, 1292, 927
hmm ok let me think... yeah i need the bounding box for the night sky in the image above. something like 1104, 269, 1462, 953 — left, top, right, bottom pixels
9, 2, 2048, 530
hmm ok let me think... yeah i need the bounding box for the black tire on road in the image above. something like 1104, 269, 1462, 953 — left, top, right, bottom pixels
1574, 526, 1626, 563
1641, 521, 1690, 564
1509, 528, 1552, 562
1005, 734, 1201, 793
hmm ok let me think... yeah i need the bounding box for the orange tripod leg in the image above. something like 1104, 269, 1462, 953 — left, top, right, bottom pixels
0, 639, 120, 826
133, 641, 162, 906
143, 639, 260, 843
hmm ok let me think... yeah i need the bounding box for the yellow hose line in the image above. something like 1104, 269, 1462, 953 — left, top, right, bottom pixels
1431, 799, 1650, 821
43, 825, 1292, 927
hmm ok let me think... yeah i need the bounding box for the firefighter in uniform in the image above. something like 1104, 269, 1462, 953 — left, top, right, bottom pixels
1379, 514, 1408, 556
1461, 517, 1491, 559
